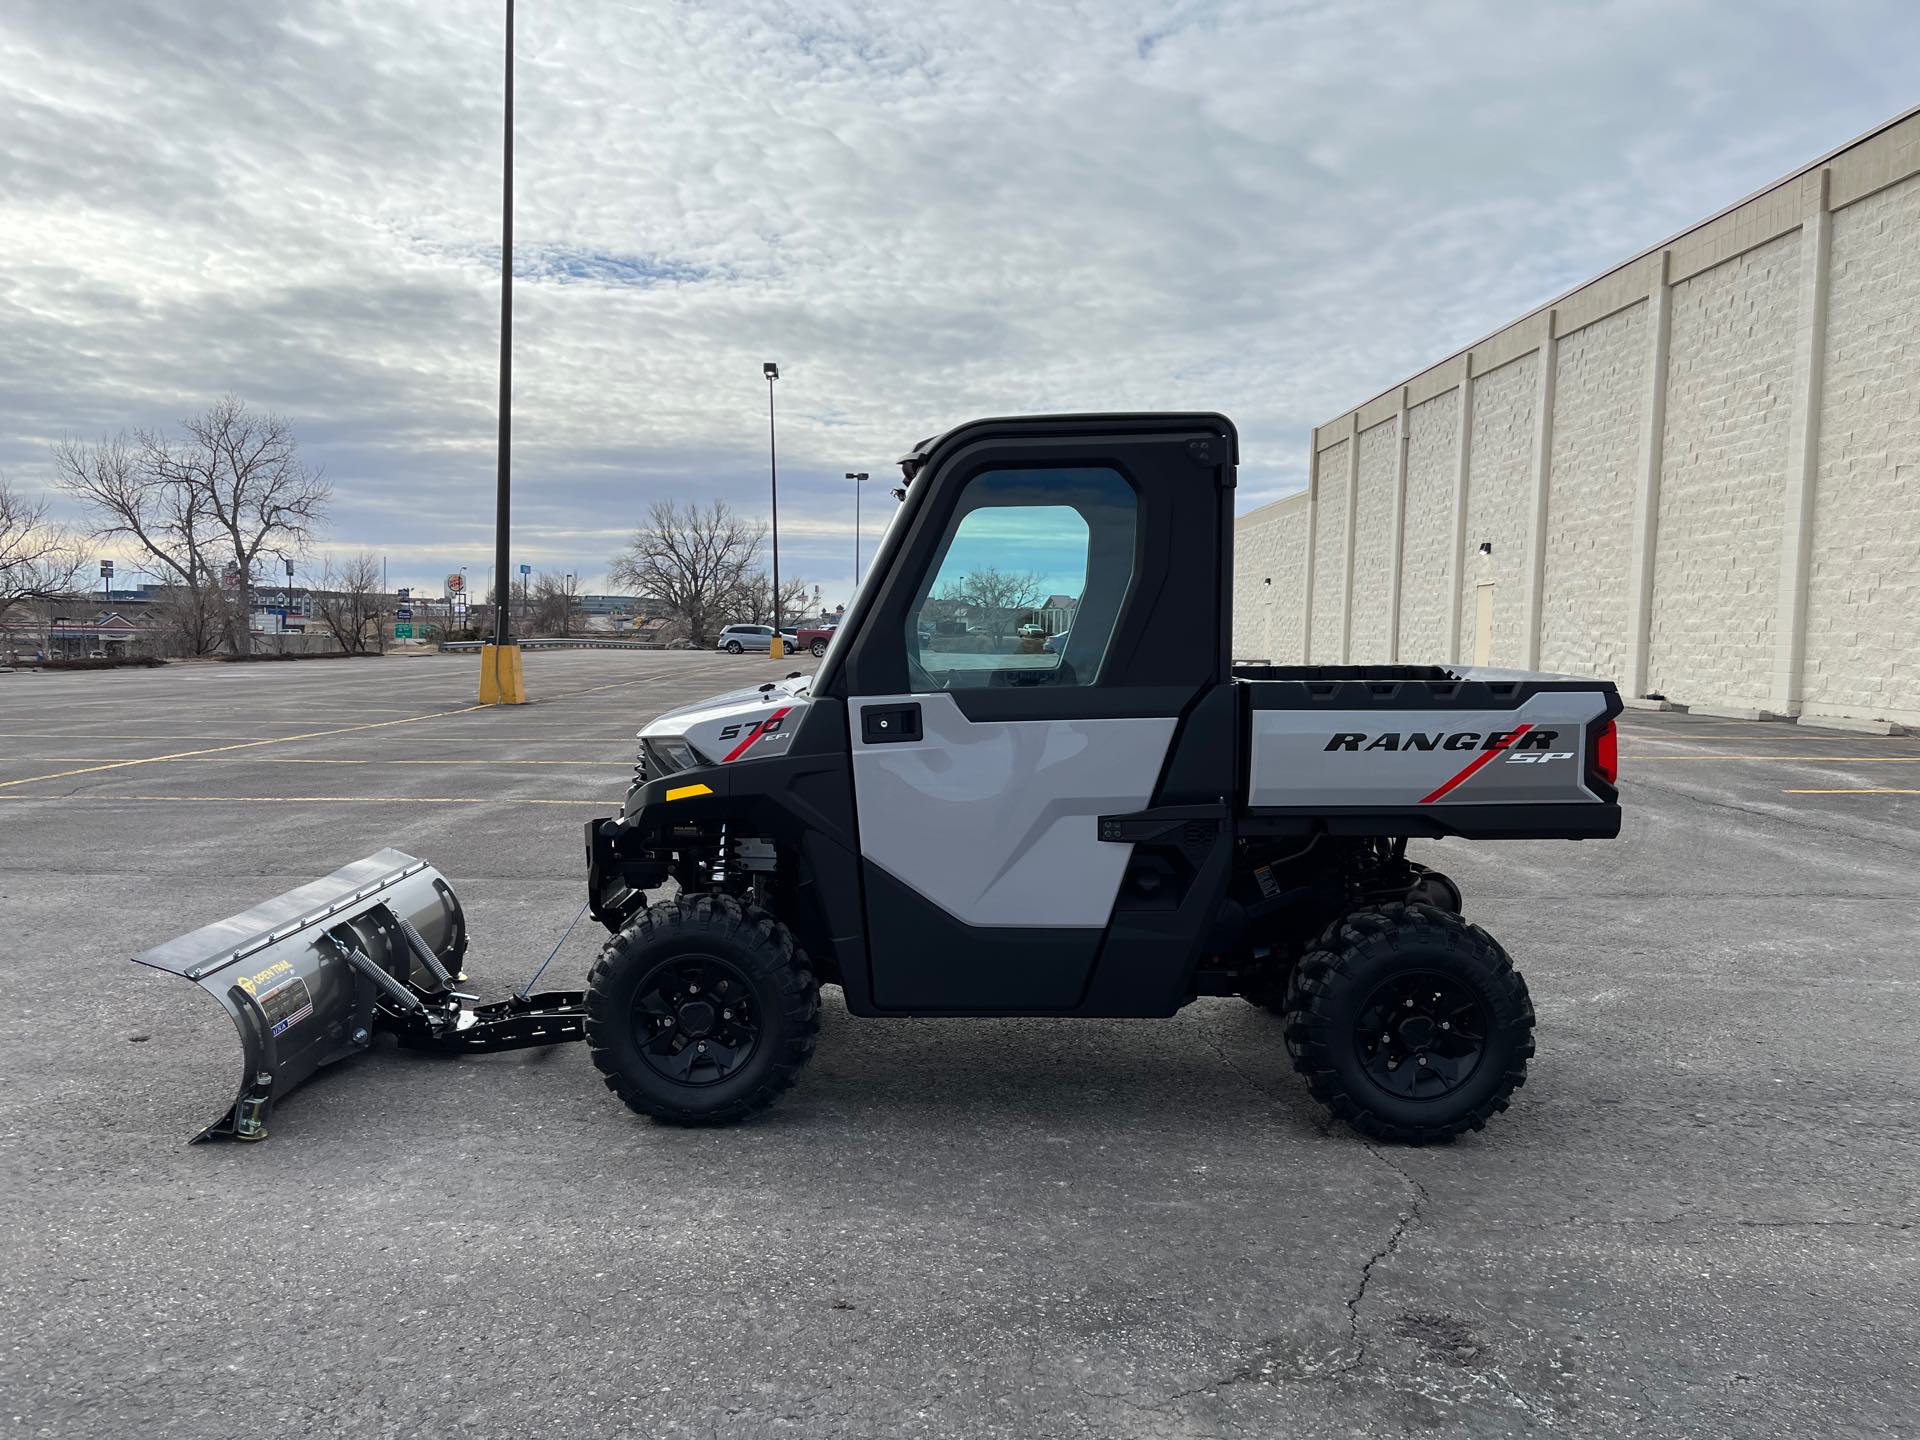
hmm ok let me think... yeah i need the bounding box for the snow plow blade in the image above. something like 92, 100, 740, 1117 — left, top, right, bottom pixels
131, 849, 585, 1144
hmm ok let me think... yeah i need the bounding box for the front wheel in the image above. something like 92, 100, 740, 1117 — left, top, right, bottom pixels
586, 895, 819, 1125
1284, 903, 1533, 1144
725, 640, 743, 654
810, 639, 827, 657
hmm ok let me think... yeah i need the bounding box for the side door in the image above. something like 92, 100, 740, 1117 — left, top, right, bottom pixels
823, 419, 1235, 1012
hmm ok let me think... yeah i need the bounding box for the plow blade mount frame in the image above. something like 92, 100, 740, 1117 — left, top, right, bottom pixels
130, 849, 584, 1143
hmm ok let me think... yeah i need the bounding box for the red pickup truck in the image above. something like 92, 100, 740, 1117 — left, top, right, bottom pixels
793, 620, 839, 657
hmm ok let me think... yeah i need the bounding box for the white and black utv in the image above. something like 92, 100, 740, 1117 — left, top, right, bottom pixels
583, 413, 1622, 1143
131, 414, 1618, 1145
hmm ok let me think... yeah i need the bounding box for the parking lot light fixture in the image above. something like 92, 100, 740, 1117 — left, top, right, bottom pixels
846, 472, 870, 591
765, 362, 784, 655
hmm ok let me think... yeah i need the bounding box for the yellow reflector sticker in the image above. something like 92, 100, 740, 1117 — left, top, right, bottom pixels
665, 783, 713, 801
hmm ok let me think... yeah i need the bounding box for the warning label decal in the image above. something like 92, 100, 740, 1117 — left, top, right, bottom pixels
255, 973, 315, 1038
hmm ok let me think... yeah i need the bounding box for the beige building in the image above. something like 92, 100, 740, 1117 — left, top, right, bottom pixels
1237, 106, 1920, 731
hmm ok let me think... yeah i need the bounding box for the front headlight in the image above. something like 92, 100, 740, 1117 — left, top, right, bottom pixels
641, 735, 711, 778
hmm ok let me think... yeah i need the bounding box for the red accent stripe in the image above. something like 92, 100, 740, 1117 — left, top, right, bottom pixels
1418, 723, 1534, 805
721, 706, 792, 763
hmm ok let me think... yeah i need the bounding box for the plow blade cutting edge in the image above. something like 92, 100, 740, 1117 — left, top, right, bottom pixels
131, 849, 586, 1143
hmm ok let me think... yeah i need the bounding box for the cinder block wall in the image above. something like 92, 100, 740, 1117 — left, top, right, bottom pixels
1241, 107, 1920, 727
1541, 302, 1645, 680
1232, 492, 1308, 662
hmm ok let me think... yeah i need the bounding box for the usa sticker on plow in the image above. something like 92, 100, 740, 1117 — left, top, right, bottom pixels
256, 973, 315, 1038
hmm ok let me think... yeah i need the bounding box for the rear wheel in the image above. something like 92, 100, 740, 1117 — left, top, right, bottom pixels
1284, 903, 1533, 1144
1407, 864, 1462, 912
725, 640, 743, 654
587, 894, 818, 1125
810, 638, 828, 657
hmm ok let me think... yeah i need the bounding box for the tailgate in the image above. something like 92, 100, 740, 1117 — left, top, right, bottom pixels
1241, 672, 1621, 839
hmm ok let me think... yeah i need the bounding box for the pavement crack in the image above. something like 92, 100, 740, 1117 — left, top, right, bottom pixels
1337, 1141, 1429, 1374
1193, 1022, 1290, 1108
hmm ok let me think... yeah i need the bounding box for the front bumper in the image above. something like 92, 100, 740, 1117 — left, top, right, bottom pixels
585, 817, 667, 929
586, 765, 734, 928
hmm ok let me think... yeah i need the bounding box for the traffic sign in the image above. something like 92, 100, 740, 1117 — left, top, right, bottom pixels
394, 624, 414, 640
397, 587, 411, 600
396, 607, 413, 620
519, 564, 532, 576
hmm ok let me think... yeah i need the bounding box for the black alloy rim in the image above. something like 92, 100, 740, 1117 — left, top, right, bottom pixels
1353, 969, 1489, 1100
631, 954, 760, 1086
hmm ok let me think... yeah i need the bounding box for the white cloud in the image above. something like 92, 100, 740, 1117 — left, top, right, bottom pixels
2, 0, 1915, 601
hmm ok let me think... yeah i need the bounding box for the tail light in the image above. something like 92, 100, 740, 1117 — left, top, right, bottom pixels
1593, 719, 1618, 786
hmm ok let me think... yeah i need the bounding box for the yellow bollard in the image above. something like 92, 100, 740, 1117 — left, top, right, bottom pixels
478, 643, 527, 704
770, 634, 785, 660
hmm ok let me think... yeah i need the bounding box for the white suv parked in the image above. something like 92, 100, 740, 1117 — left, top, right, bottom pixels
716, 624, 776, 654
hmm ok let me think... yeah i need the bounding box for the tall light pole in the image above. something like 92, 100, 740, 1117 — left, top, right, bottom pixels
764, 361, 783, 652
845, 471, 869, 594
482, 0, 524, 701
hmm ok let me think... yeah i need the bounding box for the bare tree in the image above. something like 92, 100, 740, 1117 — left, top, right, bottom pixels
730, 571, 814, 629
149, 582, 230, 658
937, 565, 1044, 637
527, 570, 583, 635
53, 397, 328, 656
609, 499, 762, 648
0, 478, 82, 631
312, 552, 387, 655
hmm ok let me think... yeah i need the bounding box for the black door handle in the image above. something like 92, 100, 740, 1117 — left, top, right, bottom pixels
861, 704, 922, 744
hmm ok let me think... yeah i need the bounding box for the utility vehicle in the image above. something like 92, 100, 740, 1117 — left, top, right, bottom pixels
582, 413, 1621, 1142
133, 414, 1619, 1146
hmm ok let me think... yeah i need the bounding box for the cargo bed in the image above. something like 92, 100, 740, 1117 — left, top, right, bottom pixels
1230, 664, 1621, 840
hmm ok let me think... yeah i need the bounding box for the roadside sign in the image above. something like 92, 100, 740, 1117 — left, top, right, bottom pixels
519, 564, 532, 576
394, 624, 414, 639
397, 587, 411, 600
396, 607, 413, 620
446, 573, 465, 594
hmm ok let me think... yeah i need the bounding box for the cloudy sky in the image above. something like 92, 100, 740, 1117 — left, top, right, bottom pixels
3, 1, 1916, 603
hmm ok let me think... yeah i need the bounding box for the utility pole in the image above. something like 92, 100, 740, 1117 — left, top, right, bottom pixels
482, 0, 525, 701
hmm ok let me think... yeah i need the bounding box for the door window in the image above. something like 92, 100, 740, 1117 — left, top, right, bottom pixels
906, 467, 1136, 689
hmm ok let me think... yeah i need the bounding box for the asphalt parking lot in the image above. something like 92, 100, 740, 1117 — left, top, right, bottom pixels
1, 651, 1915, 1438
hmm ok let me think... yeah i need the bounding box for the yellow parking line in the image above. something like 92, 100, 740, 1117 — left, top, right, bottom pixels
1783, 788, 1920, 796
1620, 733, 1889, 744
0, 793, 606, 806
25, 756, 621, 767
0, 704, 488, 791
1628, 755, 1920, 763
